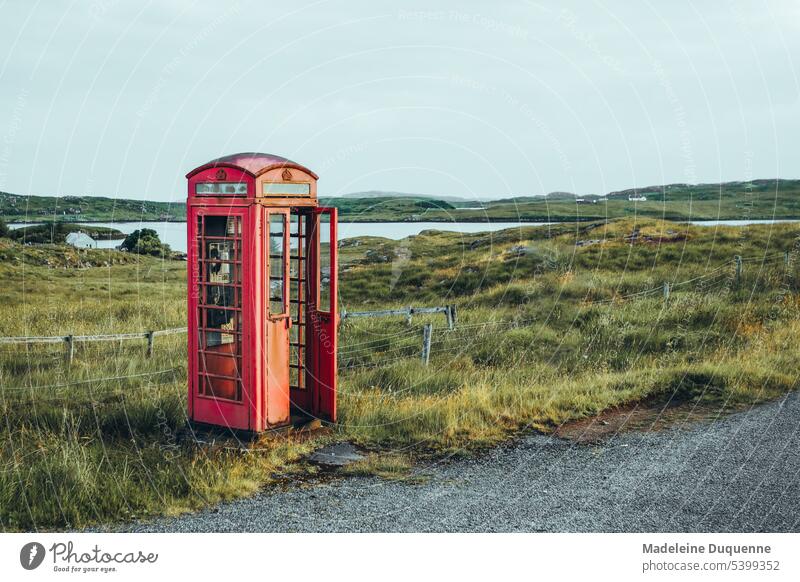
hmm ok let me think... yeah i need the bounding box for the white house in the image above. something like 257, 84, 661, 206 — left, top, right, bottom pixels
65, 231, 97, 249
628, 195, 647, 202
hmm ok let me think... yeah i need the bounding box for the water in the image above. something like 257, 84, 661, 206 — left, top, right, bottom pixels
9, 221, 187, 251
9, 220, 551, 253
10, 218, 798, 253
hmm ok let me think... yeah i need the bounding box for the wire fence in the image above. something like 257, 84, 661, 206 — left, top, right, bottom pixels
0, 251, 794, 389
0, 368, 180, 393
340, 252, 795, 368
0, 327, 186, 362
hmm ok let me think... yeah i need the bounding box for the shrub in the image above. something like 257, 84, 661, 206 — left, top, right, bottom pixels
120, 228, 171, 257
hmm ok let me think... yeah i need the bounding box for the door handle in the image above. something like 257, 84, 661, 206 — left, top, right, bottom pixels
268, 314, 291, 326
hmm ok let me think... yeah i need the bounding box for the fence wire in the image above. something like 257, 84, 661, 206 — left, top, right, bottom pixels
0, 252, 795, 387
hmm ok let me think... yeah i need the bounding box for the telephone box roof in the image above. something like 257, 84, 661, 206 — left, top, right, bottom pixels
186, 152, 318, 179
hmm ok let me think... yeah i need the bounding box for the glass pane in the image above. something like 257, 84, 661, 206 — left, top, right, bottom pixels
319, 240, 331, 313
263, 182, 310, 196
204, 215, 239, 236
289, 210, 305, 390
204, 330, 236, 348
196, 182, 248, 195
206, 248, 239, 284
205, 285, 235, 308
270, 214, 286, 315
205, 308, 238, 330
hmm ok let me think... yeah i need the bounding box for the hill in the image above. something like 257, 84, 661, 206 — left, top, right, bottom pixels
0, 191, 185, 222
10, 222, 126, 244
337, 190, 472, 203
605, 179, 800, 201
2, 178, 799, 223
320, 196, 456, 220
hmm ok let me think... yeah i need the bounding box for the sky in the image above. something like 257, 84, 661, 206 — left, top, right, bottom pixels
0, 0, 798, 203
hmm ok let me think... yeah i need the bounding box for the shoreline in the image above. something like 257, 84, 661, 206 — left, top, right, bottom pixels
7, 217, 800, 226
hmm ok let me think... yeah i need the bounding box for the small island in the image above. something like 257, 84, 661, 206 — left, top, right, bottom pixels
9, 222, 127, 245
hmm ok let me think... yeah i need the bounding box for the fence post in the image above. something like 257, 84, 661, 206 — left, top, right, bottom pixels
146, 331, 155, 358
663, 282, 670, 302
406, 307, 413, 326
450, 304, 457, 328
785, 251, 791, 269
421, 323, 432, 366
65, 335, 74, 365
446, 305, 455, 330
734, 255, 742, 285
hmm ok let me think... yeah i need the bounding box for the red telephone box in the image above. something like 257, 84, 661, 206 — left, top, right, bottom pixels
186, 152, 337, 433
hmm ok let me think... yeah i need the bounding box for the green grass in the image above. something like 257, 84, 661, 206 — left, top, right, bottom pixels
1, 217, 799, 530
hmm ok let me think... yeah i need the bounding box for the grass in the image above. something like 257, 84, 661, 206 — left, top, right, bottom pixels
340, 453, 426, 483
0, 217, 799, 530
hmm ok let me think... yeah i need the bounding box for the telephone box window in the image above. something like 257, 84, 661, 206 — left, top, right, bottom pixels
269, 214, 287, 315
196, 182, 248, 195
196, 214, 243, 401
319, 240, 332, 313
289, 211, 306, 392
263, 182, 310, 196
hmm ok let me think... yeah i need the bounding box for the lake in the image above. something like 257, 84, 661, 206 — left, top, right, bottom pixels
9, 219, 798, 253
8, 221, 552, 253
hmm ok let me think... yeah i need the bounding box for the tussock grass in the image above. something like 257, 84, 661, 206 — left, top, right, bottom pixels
339, 453, 423, 482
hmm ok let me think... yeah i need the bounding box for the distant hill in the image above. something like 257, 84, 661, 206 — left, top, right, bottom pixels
605, 179, 800, 201
337, 190, 474, 203
9, 222, 126, 244
0, 192, 185, 222
321, 195, 456, 219
1, 178, 798, 224
490, 191, 606, 204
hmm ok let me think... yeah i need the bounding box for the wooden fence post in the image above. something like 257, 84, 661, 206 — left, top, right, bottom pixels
65, 335, 74, 364
785, 251, 790, 268
421, 324, 432, 366
663, 282, 670, 302
446, 305, 455, 330
146, 331, 155, 358
734, 255, 742, 285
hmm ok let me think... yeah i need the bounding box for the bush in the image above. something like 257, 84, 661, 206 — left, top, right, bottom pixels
120, 228, 171, 257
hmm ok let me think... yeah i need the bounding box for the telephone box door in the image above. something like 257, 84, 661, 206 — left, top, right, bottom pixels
308, 207, 338, 422
264, 208, 292, 428
189, 207, 251, 431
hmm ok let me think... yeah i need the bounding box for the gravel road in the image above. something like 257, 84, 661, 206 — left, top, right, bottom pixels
119, 392, 800, 532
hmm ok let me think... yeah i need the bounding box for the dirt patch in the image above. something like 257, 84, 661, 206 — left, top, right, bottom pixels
554, 396, 736, 444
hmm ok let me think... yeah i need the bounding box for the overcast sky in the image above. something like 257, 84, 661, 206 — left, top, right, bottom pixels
0, 0, 798, 203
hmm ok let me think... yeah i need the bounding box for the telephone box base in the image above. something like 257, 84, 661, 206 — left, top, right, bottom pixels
184, 416, 324, 445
